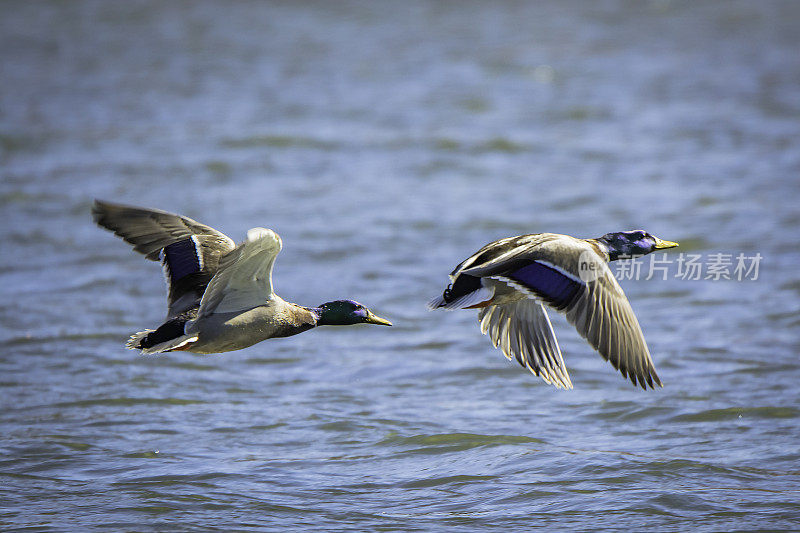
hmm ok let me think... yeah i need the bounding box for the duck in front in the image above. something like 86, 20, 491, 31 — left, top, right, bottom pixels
429, 230, 678, 389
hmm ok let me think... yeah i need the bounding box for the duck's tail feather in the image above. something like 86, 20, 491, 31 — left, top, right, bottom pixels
428, 285, 494, 310
126, 329, 198, 354
428, 273, 495, 310
140, 334, 199, 355
127, 329, 154, 350
427, 294, 447, 310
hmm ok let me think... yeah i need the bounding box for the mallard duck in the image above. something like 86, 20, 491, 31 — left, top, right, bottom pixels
429, 231, 678, 390
92, 200, 391, 354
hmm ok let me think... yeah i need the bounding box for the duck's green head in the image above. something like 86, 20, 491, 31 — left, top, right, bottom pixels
316, 299, 393, 327
597, 230, 678, 260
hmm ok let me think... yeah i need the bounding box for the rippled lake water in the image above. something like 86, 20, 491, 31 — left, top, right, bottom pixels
2, 1, 800, 530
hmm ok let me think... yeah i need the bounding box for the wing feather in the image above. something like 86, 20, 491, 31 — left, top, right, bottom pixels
563, 263, 662, 389
478, 300, 572, 389
93, 200, 237, 316
92, 200, 235, 261
197, 228, 283, 316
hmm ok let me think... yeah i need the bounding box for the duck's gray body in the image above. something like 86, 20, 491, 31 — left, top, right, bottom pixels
180, 301, 318, 354
93, 200, 390, 355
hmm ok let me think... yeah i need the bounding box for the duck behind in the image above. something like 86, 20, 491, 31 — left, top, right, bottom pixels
93, 200, 391, 355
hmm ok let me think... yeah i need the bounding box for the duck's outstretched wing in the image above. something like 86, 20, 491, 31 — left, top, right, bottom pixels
478, 299, 572, 389
561, 264, 662, 389
197, 228, 283, 317
462, 238, 662, 389
92, 200, 237, 317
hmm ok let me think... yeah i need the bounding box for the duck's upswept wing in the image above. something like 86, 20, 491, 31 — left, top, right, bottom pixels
478, 299, 573, 389
92, 200, 237, 317
197, 228, 282, 317
461, 236, 662, 389
92, 200, 235, 261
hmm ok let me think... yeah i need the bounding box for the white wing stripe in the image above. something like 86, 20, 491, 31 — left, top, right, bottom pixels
190, 235, 204, 270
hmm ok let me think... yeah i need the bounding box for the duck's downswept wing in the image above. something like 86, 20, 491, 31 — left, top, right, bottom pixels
478, 299, 573, 389
561, 264, 662, 389
197, 228, 283, 317
92, 200, 237, 316
462, 239, 662, 389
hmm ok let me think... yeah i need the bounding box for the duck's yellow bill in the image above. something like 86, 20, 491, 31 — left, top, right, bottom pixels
365, 312, 392, 326
653, 238, 679, 249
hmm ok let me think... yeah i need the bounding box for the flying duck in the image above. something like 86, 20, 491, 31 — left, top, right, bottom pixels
429, 231, 678, 389
93, 200, 391, 354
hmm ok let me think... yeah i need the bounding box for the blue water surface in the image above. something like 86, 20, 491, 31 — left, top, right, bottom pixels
1, 1, 799, 531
